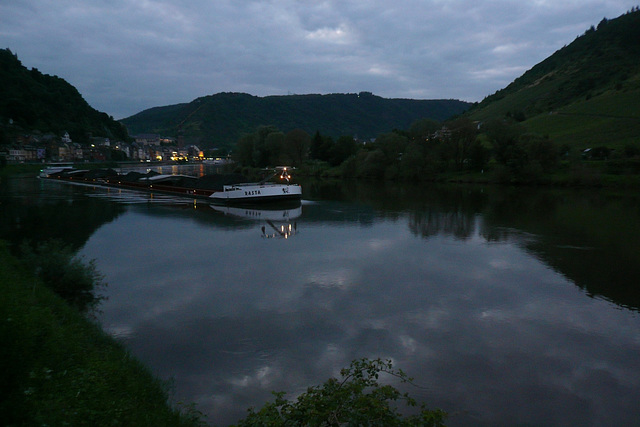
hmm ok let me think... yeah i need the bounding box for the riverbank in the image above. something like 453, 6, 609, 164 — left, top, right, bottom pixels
0, 241, 205, 426
4, 160, 640, 189
297, 159, 640, 189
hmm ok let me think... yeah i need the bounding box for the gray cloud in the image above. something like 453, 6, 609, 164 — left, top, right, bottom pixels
1, 0, 635, 118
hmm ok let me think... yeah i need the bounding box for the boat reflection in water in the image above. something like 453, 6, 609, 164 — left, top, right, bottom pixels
210, 202, 301, 239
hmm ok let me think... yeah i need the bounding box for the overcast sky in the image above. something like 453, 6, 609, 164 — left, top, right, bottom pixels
1, 1, 637, 119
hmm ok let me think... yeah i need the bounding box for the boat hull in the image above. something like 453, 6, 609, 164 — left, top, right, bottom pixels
209, 183, 302, 203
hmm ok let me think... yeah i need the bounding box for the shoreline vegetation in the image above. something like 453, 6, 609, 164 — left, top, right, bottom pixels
0, 240, 205, 426
295, 160, 640, 188
4, 152, 640, 189
228, 117, 640, 189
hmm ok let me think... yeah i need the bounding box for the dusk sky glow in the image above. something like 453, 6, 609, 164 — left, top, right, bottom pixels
1, 1, 637, 119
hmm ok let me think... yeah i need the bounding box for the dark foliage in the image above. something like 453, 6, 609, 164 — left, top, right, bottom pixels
234, 358, 446, 426
121, 91, 470, 150
0, 48, 128, 143
18, 240, 106, 313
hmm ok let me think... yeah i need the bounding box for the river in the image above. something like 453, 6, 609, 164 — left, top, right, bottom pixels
2, 166, 640, 426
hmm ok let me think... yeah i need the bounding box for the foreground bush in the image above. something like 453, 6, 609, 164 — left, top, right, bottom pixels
19, 239, 106, 313
234, 358, 447, 426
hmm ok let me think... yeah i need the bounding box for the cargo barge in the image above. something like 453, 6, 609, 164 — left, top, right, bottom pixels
39, 166, 302, 204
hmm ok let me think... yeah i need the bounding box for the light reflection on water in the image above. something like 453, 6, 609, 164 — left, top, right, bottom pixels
116, 162, 225, 177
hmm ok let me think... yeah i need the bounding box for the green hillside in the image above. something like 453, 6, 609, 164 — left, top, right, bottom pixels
525, 90, 640, 150
0, 49, 128, 143
121, 92, 470, 149
469, 8, 640, 150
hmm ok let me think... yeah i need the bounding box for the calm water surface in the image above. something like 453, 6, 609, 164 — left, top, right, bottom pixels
2, 168, 640, 426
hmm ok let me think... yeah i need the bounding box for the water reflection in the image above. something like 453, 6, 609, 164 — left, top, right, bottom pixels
210, 203, 301, 239
477, 187, 640, 312
117, 162, 226, 177
84, 198, 640, 426
0, 175, 125, 250
302, 181, 640, 313
3, 175, 640, 426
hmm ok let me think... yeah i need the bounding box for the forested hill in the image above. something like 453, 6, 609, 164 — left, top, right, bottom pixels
0, 48, 128, 143
121, 92, 471, 149
468, 7, 640, 135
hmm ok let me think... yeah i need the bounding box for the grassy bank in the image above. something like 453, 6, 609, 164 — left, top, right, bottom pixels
0, 241, 204, 427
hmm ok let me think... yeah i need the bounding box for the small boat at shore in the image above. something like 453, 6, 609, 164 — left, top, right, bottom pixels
39, 165, 302, 204
39, 163, 75, 177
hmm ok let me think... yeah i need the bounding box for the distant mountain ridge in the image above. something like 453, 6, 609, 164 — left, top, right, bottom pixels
0, 48, 128, 143
120, 92, 471, 149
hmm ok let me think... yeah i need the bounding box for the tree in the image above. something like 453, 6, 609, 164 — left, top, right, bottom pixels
408, 118, 440, 143
330, 135, 358, 166
468, 139, 490, 172
357, 149, 388, 179
310, 131, 334, 163
482, 118, 525, 166
252, 125, 282, 167
265, 131, 285, 166
597, 17, 608, 30
283, 129, 311, 166
446, 117, 478, 170
234, 125, 284, 167
520, 133, 558, 172
374, 132, 409, 163
234, 358, 446, 426
234, 133, 256, 166
482, 118, 559, 182
400, 142, 426, 180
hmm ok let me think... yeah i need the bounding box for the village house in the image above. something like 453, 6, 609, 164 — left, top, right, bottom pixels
433, 126, 452, 141
1, 126, 201, 164
90, 136, 111, 147
134, 134, 161, 146
7, 146, 39, 162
